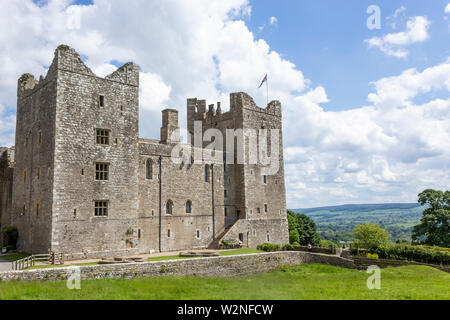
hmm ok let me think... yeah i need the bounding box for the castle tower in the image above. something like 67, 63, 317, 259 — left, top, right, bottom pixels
160, 109, 180, 144
12, 45, 141, 257
186, 92, 289, 248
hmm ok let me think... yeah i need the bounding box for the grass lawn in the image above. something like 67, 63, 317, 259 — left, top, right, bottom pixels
26, 262, 99, 270
22, 248, 262, 269
0, 254, 30, 262
0, 264, 448, 300
146, 248, 262, 262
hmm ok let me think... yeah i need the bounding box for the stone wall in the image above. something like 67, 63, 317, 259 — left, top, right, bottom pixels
0, 251, 357, 282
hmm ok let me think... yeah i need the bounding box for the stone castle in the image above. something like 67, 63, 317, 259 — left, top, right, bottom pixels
0, 45, 288, 259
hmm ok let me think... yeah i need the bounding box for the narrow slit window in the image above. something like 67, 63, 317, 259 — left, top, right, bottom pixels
166, 200, 173, 215
146, 159, 153, 180
186, 201, 192, 214
99, 95, 105, 107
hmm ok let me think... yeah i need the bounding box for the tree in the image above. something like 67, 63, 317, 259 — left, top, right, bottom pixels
352, 223, 389, 250
287, 211, 320, 246
1, 226, 18, 248
412, 189, 450, 248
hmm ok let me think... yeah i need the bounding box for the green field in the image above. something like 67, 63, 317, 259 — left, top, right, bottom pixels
0, 264, 448, 300
292, 203, 424, 243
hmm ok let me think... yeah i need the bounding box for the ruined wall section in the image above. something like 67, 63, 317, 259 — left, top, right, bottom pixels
51, 45, 141, 259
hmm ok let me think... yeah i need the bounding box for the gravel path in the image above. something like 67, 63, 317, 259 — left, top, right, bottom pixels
0, 258, 12, 272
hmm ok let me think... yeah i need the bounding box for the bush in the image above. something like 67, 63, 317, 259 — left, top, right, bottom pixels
282, 244, 294, 251
5, 245, 15, 251
320, 240, 337, 248
370, 244, 450, 265
257, 243, 281, 252
366, 253, 379, 259
1, 226, 18, 248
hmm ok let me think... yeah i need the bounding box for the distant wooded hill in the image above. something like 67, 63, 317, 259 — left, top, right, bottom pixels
290, 203, 424, 243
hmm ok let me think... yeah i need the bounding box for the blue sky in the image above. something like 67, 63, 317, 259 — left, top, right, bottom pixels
1, 1, 449, 208
247, 0, 450, 110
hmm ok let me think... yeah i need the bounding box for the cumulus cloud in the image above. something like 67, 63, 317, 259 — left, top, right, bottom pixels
446, 3, 450, 13
0, 0, 448, 207
365, 16, 430, 58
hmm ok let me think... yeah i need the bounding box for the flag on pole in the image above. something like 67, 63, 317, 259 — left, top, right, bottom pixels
258, 74, 268, 88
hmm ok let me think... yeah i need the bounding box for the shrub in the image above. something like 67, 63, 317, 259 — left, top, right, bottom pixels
320, 240, 337, 248
282, 244, 294, 251
1, 226, 18, 248
371, 244, 450, 265
257, 243, 281, 252
292, 242, 300, 246
366, 253, 379, 259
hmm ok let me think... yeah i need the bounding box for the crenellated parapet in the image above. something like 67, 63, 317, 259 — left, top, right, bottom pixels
187, 92, 282, 139
18, 44, 139, 100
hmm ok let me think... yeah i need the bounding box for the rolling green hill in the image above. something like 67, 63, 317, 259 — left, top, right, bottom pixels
290, 203, 424, 244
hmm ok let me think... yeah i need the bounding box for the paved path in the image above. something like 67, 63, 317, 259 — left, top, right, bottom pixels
0, 258, 12, 272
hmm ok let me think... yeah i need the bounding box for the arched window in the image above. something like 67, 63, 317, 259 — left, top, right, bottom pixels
146, 159, 153, 180
186, 200, 192, 214
166, 200, 173, 215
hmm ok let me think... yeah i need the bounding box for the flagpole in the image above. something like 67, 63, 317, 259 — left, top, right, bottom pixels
266, 76, 269, 106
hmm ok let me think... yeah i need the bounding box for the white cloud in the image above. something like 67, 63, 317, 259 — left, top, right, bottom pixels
0, 0, 448, 208
365, 16, 430, 58
269, 16, 277, 25
446, 3, 450, 14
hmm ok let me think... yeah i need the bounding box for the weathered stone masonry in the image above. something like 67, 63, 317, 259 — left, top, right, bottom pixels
0, 45, 289, 259
0, 252, 358, 282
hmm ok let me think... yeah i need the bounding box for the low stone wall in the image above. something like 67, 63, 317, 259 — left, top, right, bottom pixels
0, 251, 357, 282
351, 256, 450, 273
291, 246, 334, 254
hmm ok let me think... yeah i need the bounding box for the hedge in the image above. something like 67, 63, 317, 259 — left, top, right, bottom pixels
353, 244, 450, 265
257, 243, 281, 252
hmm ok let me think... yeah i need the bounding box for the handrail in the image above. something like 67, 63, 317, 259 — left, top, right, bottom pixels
11, 253, 52, 271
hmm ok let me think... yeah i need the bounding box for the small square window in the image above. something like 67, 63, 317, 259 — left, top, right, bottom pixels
95, 162, 109, 181
257, 207, 261, 214
94, 201, 108, 217
96, 129, 110, 145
